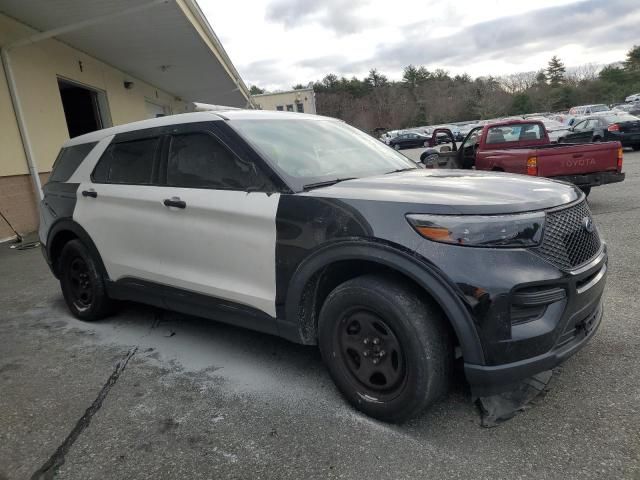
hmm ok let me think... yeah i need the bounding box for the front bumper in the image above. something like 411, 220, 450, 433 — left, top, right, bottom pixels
552, 171, 625, 188
462, 249, 607, 396
465, 301, 602, 396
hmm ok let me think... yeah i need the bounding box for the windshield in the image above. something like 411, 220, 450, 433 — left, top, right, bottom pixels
230, 119, 417, 191
590, 105, 609, 113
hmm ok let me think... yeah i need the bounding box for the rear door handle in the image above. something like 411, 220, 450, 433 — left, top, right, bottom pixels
82, 190, 97, 198
163, 197, 186, 209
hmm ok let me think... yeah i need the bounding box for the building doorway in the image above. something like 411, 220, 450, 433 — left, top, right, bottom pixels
57, 78, 111, 138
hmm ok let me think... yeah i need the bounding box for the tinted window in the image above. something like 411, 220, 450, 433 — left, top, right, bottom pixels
93, 137, 159, 184
167, 133, 262, 190
49, 142, 97, 182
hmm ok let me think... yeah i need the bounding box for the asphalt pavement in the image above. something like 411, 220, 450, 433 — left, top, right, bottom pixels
1, 149, 639, 479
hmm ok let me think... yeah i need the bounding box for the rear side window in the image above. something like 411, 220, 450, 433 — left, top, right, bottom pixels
167, 133, 261, 190
93, 137, 160, 184
49, 142, 97, 182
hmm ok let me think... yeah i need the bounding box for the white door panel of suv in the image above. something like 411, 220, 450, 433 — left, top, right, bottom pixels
75, 129, 280, 317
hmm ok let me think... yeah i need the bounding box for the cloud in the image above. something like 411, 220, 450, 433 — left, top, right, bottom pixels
265, 0, 373, 35
240, 59, 293, 89
373, 0, 640, 70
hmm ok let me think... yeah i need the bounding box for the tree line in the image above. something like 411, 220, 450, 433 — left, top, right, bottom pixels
250, 46, 640, 133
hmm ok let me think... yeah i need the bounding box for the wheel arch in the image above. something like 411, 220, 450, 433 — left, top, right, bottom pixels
47, 219, 108, 280
282, 241, 485, 364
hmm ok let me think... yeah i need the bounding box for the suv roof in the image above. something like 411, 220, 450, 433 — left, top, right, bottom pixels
64, 110, 330, 148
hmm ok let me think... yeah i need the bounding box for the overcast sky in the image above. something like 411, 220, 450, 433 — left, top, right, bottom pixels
200, 0, 640, 91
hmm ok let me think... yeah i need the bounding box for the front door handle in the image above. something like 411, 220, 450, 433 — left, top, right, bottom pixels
163, 197, 186, 209
82, 190, 97, 198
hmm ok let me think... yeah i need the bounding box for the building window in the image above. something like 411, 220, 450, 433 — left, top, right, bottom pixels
286, 104, 294, 112
296, 103, 304, 113
276, 106, 284, 111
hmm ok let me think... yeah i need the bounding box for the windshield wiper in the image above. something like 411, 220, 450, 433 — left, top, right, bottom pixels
385, 167, 417, 174
302, 178, 356, 191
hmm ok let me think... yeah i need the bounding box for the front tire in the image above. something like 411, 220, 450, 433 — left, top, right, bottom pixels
318, 274, 452, 422
59, 239, 115, 321
394, 144, 400, 150
632, 145, 640, 151
580, 186, 592, 197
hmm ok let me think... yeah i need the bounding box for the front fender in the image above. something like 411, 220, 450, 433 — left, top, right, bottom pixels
281, 240, 485, 364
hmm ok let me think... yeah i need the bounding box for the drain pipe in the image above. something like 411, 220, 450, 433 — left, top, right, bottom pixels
1, 46, 43, 201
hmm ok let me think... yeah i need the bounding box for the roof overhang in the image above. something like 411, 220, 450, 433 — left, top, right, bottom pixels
0, 0, 252, 107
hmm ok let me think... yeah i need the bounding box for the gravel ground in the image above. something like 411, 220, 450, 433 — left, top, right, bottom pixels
1, 149, 639, 480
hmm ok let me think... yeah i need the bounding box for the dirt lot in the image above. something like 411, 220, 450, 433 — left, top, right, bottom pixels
1, 150, 639, 480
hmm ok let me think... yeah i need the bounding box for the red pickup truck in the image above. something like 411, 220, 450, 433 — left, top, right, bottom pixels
421, 120, 625, 195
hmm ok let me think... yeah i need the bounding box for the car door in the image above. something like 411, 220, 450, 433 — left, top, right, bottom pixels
149, 125, 281, 317
565, 120, 591, 143
74, 132, 169, 291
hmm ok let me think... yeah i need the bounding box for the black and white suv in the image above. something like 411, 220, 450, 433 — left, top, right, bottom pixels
41, 110, 607, 422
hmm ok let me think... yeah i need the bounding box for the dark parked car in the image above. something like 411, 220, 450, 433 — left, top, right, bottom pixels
40, 110, 607, 422
388, 132, 429, 150
559, 114, 640, 150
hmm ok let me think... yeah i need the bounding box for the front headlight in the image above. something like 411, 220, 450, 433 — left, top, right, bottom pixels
406, 212, 545, 247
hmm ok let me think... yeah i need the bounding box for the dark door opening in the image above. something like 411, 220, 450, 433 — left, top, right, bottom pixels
58, 79, 108, 138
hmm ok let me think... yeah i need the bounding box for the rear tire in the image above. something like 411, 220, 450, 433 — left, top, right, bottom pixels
59, 239, 115, 321
394, 144, 400, 150
318, 274, 452, 422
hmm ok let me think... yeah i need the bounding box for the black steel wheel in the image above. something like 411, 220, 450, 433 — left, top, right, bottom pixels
59, 239, 115, 321
335, 310, 407, 398
318, 274, 452, 422
66, 256, 93, 312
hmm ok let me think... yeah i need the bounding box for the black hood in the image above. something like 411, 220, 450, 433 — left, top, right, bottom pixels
301, 169, 580, 215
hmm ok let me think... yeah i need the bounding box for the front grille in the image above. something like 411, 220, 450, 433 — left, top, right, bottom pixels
534, 200, 601, 270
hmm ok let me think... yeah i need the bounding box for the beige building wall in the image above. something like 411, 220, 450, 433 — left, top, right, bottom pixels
0, 13, 189, 239
253, 88, 316, 114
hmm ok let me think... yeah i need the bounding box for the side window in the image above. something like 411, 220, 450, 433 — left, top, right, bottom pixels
573, 120, 587, 130
93, 137, 160, 184
49, 142, 98, 182
166, 132, 265, 191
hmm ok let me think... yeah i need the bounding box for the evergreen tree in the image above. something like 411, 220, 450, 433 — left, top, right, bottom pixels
623, 45, 640, 72
365, 69, 388, 88
249, 85, 265, 95
546, 56, 566, 86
